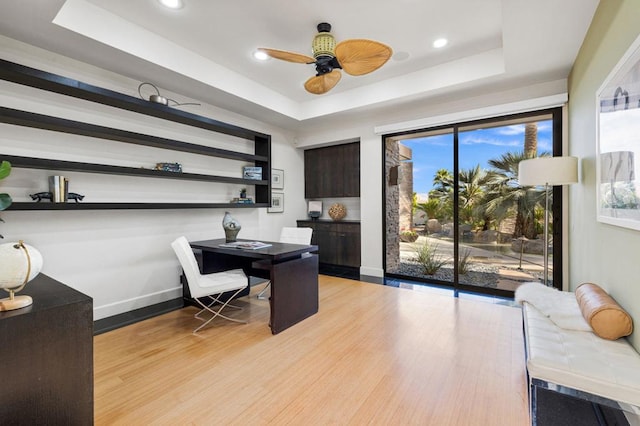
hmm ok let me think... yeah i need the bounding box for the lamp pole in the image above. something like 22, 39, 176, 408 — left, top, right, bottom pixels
543, 182, 550, 286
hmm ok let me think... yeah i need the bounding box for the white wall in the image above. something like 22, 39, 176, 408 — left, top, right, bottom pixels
567, 0, 640, 350
0, 36, 305, 320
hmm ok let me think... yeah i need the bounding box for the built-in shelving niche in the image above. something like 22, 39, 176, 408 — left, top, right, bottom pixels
0, 59, 272, 210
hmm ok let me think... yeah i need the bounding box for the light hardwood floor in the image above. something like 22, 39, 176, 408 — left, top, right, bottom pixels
94, 275, 529, 425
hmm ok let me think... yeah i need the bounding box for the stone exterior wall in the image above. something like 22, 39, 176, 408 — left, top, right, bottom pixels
399, 161, 413, 230
385, 140, 400, 272
385, 141, 413, 273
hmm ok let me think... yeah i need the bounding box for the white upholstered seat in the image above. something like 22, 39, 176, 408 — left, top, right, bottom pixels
171, 236, 248, 333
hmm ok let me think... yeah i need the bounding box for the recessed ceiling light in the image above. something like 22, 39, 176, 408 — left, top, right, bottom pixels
433, 38, 448, 49
253, 50, 269, 61
158, 0, 184, 9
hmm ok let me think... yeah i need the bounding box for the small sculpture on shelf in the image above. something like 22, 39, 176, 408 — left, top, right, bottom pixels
154, 162, 182, 173
30, 192, 85, 203
30, 192, 53, 202
67, 192, 85, 203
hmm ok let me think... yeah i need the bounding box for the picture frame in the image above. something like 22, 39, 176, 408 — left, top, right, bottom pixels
268, 191, 284, 213
271, 168, 284, 189
596, 32, 640, 230
243, 166, 263, 180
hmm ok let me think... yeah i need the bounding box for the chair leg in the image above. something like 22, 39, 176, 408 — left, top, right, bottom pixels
195, 295, 243, 320
256, 281, 271, 299
192, 288, 247, 333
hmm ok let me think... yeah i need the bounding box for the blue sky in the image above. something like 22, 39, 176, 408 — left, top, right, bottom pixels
403, 121, 552, 196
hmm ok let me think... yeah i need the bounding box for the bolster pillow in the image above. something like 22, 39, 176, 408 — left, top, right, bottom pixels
575, 283, 633, 340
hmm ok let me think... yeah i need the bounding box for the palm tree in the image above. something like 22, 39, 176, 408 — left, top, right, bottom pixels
458, 165, 489, 226
524, 123, 538, 157
484, 151, 546, 239
431, 168, 453, 198
417, 198, 441, 220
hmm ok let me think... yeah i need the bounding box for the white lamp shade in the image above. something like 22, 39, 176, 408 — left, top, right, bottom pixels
0, 242, 43, 290
518, 156, 579, 186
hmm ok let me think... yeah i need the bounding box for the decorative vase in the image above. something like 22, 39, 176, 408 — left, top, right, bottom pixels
328, 203, 347, 221
0, 240, 43, 311
222, 211, 241, 242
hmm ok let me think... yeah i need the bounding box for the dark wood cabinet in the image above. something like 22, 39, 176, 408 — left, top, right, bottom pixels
0, 274, 93, 424
298, 220, 361, 268
304, 142, 360, 198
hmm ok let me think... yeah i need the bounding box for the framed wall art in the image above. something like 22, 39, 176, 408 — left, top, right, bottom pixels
271, 168, 284, 189
268, 191, 284, 213
596, 33, 640, 230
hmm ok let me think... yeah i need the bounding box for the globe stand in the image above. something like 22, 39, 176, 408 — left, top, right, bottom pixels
0, 240, 37, 312
0, 291, 32, 311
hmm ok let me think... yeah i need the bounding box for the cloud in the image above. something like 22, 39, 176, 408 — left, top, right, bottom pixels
459, 134, 522, 147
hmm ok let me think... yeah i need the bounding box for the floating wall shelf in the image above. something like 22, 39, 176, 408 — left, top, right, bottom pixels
0, 59, 272, 210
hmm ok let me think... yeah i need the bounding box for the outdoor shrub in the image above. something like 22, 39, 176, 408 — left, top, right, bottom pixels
414, 241, 447, 275
458, 247, 472, 275
400, 230, 418, 242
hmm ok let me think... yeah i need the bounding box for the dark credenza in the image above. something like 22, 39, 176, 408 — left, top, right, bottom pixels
0, 273, 93, 425
297, 220, 361, 268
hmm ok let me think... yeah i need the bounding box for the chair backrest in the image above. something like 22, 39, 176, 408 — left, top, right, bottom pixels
279, 227, 313, 245
171, 236, 202, 290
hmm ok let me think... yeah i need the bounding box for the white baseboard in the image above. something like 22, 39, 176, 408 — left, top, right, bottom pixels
93, 286, 182, 320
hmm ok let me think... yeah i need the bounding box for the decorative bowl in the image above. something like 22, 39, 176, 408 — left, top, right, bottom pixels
328, 203, 347, 221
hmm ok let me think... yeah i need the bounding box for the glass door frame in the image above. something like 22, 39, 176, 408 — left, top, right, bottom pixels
382, 107, 564, 297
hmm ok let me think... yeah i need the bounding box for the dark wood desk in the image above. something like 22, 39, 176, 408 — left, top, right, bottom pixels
189, 238, 319, 334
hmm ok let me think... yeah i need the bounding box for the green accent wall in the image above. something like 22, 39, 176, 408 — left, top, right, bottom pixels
568, 0, 640, 350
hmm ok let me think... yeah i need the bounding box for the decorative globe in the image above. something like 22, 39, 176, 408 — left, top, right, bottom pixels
0, 241, 43, 311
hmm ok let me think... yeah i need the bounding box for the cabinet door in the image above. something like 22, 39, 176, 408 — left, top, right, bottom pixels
335, 223, 361, 267
341, 142, 360, 197
304, 151, 319, 199
304, 143, 360, 198
314, 222, 337, 264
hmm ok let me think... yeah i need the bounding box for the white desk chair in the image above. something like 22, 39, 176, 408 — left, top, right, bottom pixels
256, 227, 313, 299
171, 236, 248, 333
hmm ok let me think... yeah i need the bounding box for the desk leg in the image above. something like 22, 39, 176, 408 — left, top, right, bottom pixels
270, 254, 319, 334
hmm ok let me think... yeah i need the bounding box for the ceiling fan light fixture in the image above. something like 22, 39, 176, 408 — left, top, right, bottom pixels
157, 0, 184, 9
312, 23, 336, 59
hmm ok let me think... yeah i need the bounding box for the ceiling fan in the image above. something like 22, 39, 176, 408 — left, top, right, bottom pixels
257, 22, 393, 95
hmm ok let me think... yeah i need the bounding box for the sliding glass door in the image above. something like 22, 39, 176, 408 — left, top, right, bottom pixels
383, 108, 563, 297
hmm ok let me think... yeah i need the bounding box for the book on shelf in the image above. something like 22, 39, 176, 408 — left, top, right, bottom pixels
231, 197, 254, 204
219, 241, 272, 250
49, 175, 68, 202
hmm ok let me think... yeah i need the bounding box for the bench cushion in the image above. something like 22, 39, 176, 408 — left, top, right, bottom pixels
523, 302, 640, 407
575, 283, 633, 340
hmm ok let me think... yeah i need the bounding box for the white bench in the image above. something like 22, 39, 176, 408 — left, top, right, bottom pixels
522, 301, 640, 425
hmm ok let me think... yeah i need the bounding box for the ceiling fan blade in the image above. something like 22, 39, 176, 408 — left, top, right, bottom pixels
334, 39, 393, 76
257, 48, 316, 64
304, 70, 342, 95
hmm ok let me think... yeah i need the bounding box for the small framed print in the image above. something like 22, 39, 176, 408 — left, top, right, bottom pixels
268, 191, 284, 213
243, 166, 263, 180
272, 168, 284, 189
